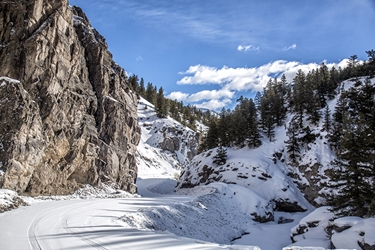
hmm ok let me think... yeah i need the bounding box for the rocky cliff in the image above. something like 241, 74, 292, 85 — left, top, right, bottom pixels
0, 0, 141, 195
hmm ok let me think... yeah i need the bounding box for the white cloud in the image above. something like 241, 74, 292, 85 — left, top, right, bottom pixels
237, 45, 260, 52
178, 60, 303, 91
175, 59, 348, 110
136, 55, 143, 61
187, 89, 235, 102
196, 99, 233, 111
283, 44, 297, 51
166, 91, 189, 101
166, 89, 234, 103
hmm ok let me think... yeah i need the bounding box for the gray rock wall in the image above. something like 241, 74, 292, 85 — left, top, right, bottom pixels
0, 0, 141, 195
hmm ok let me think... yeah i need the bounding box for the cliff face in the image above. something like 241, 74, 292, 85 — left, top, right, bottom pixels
0, 0, 141, 195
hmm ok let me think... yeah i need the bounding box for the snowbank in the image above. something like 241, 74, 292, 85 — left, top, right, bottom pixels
331, 217, 375, 250
290, 206, 334, 249
120, 183, 274, 245
0, 189, 27, 212
26, 184, 139, 203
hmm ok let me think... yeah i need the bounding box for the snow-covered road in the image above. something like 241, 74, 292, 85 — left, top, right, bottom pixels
0, 178, 240, 250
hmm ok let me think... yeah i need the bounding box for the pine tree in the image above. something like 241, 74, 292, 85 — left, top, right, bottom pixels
213, 145, 227, 166
145, 82, 156, 105
218, 108, 231, 146
328, 112, 375, 217
139, 77, 145, 96
254, 91, 263, 110
285, 117, 300, 162
156, 87, 168, 118
128, 74, 139, 92
328, 66, 339, 99
291, 70, 307, 127
366, 49, 375, 77
199, 116, 220, 152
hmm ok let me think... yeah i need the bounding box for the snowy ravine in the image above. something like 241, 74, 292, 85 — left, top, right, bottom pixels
1, 93, 374, 249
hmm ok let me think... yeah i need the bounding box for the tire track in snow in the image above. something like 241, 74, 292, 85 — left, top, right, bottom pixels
28, 201, 109, 250
60, 202, 109, 250
28, 213, 44, 250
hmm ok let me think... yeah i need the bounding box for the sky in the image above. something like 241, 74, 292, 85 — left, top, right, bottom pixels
69, 0, 375, 110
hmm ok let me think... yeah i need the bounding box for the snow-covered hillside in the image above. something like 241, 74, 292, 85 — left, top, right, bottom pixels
131, 77, 375, 249
178, 77, 375, 207
1, 79, 375, 250
177, 123, 313, 212
136, 97, 199, 180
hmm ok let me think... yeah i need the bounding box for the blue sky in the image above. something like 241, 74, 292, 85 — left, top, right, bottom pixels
69, 0, 375, 110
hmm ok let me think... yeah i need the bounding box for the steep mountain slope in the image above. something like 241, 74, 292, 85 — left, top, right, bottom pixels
136, 97, 199, 180
177, 118, 313, 212
178, 77, 375, 208
0, 0, 140, 195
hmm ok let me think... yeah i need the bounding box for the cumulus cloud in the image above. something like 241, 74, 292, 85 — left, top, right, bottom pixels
166, 89, 234, 103
187, 89, 235, 102
167, 91, 189, 101
178, 60, 303, 91
195, 99, 233, 111
237, 45, 260, 52
174, 59, 348, 110
283, 44, 297, 51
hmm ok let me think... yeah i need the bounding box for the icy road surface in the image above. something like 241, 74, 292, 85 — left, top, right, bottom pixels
0, 179, 259, 250
0, 178, 254, 250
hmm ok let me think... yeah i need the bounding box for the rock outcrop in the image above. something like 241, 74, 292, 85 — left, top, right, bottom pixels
0, 0, 141, 195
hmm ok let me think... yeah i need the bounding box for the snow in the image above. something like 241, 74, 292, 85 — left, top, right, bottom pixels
0, 189, 19, 207
0, 76, 20, 85
121, 183, 274, 245
290, 206, 334, 249
136, 97, 197, 179
331, 217, 375, 249
1, 79, 374, 249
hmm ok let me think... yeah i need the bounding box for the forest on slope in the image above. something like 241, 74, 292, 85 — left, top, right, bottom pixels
130, 50, 375, 218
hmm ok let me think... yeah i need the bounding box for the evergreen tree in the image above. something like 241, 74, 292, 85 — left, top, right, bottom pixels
285, 117, 300, 162
199, 117, 219, 152
328, 112, 375, 217
324, 105, 331, 132
139, 77, 145, 96
128, 74, 139, 92
218, 108, 231, 146
213, 145, 227, 166
145, 82, 156, 105
347, 55, 359, 79
254, 91, 263, 109
366, 49, 375, 77
169, 99, 180, 121
156, 87, 168, 118
328, 66, 339, 99
291, 70, 307, 127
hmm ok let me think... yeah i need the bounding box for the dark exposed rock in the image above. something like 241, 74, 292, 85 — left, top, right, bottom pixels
274, 199, 307, 212
251, 211, 274, 223
359, 241, 375, 250
288, 163, 329, 206
0, 0, 140, 195
277, 216, 294, 224
199, 165, 215, 183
